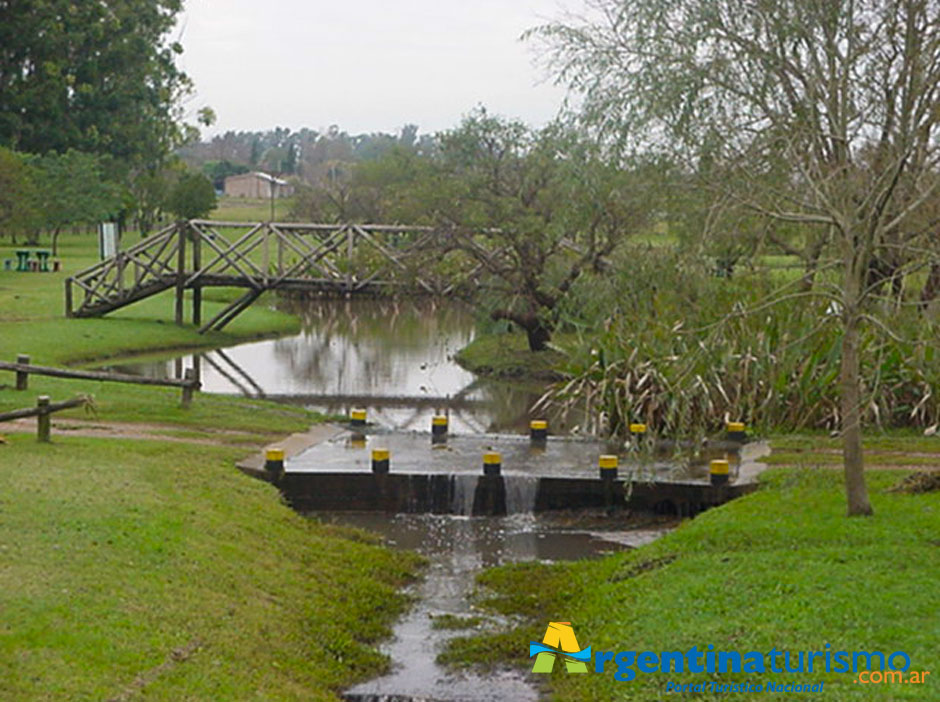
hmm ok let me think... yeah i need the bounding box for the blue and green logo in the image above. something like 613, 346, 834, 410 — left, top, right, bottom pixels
529, 621, 592, 674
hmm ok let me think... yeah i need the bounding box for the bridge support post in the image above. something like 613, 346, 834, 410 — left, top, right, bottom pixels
175, 222, 187, 326
64, 278, 74, 318
192, 227, 202, 327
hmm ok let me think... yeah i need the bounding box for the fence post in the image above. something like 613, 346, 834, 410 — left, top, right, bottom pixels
181, 368, 196, 409
15, 354, 30, 390
37, 395, 51, 442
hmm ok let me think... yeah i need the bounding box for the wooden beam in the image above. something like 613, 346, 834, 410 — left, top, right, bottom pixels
192, 227, 202, 326
175, 222, 186, 326
0, 360, 197, 389
0, 395, 90, 424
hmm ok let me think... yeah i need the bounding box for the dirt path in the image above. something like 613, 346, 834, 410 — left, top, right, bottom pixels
0, 418, 268, 448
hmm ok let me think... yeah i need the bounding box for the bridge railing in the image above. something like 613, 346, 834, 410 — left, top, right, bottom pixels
65, 221, 486, 330
66, 223, 181, 317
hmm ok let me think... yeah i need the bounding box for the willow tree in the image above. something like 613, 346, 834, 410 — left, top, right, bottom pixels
531, 0, 940, 516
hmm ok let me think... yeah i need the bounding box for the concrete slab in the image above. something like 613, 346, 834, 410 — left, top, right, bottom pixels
236, 423, 345, 479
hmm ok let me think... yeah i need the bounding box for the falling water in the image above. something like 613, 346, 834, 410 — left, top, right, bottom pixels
451, 474, 479, 516
503, 476, 539, 514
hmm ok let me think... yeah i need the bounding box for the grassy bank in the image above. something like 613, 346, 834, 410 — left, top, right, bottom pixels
0, 232, 311, 432
454, 332, 566, 381
442, 464, 938, 701
0, 231, 427, 698
0, 436, 420, 700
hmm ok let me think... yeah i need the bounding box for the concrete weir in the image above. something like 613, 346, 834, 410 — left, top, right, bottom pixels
238, 427, 768, 517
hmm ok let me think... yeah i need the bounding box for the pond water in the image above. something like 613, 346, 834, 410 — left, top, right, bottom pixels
104, 298, 566, 434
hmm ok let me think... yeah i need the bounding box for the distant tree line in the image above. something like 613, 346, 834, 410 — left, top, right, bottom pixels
179, 123, 435, 185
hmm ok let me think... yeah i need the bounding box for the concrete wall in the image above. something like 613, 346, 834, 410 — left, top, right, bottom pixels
223, 173, 294, 198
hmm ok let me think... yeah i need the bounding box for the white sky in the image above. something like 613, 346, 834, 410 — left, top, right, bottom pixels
176, 0, 575, 137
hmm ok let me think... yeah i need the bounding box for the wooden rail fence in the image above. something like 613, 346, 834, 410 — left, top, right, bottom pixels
0, 354, 199, 408
0, 395, 92, 441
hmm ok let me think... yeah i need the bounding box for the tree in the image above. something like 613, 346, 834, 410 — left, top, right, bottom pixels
427, 110, 650, 351
166, 172, 216, 220
28, 150, 121, 254
0, 0, 192, 169
0, 147, 39, 243
530, 0, 940, 516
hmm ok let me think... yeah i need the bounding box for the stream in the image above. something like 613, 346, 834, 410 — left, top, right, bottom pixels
105, 298, 674, 701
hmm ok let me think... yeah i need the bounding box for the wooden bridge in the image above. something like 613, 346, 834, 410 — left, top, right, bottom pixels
65, 220, 478, 332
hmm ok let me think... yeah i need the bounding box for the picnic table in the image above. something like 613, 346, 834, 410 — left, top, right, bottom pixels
14, 248, 52, 272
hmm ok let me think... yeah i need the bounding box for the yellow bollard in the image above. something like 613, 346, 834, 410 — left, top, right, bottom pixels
710, 459, 730, 486
432, 415, 448, 443
483, 452, 502, 476
372, 448, 390, 474
726, 422, 747, 442
350, 408, 367, 427
265, 448, 285, 477
599, 454, 619, 480
530, 419, 548, 443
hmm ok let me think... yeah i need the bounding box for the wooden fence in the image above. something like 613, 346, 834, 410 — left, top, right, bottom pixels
0, 354, 199, 407
0, 395, 92, 441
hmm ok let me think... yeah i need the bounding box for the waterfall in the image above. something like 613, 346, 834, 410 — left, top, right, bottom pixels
451, 474, 479, 516
504, 476, 539, 514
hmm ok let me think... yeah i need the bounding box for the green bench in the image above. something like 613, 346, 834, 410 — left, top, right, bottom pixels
9, 248, 54, 272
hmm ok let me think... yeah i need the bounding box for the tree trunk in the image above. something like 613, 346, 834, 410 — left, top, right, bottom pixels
525, 323, 552, 352
840, 311, 873, 517
491, 309, 553, 351
51, 227, 61, 256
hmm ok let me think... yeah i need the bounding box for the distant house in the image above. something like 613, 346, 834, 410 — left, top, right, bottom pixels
223, 171, 294, 199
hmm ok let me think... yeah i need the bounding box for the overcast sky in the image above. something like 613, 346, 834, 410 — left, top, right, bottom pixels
177, 0, 575, 138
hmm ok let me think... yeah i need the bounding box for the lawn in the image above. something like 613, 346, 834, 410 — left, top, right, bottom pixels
0, 435, 420, 701
0, 230, 426, 700
441, 465, 939, 701
0, 232, 313, 433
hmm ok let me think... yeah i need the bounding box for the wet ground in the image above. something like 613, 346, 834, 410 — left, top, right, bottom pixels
320, 511, 675, 702
285, 431, 714, 481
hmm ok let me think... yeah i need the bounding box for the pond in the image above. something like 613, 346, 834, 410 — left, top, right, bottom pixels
105, 297, 567, 435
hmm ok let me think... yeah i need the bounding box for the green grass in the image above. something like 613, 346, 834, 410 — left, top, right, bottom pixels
454, 332, 567, 380
764, 434, 940, 468
212, 195, 293, 222
0, 232, 313, 432
0, 231, 430, 698
769, 433, 940, 455
0, 435, 421, 700
441, 468, 939, 700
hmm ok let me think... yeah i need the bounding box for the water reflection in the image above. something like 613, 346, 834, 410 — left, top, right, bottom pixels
104, 298, 564, 434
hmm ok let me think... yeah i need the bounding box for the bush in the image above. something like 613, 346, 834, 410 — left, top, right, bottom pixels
549, 246, 940, 436
166, 171, 217, 220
